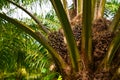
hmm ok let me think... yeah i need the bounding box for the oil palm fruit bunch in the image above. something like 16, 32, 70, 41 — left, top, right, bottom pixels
48, 31, 69, 63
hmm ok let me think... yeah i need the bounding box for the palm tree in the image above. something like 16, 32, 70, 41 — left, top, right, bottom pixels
0, 22, 26, 79
0, 21, 56, 80
0, 0, 120, 79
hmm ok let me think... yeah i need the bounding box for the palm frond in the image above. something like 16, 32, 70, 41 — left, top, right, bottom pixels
50, 0, 81, 72
101, 31, 120, 69
81, 0, 93, 70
